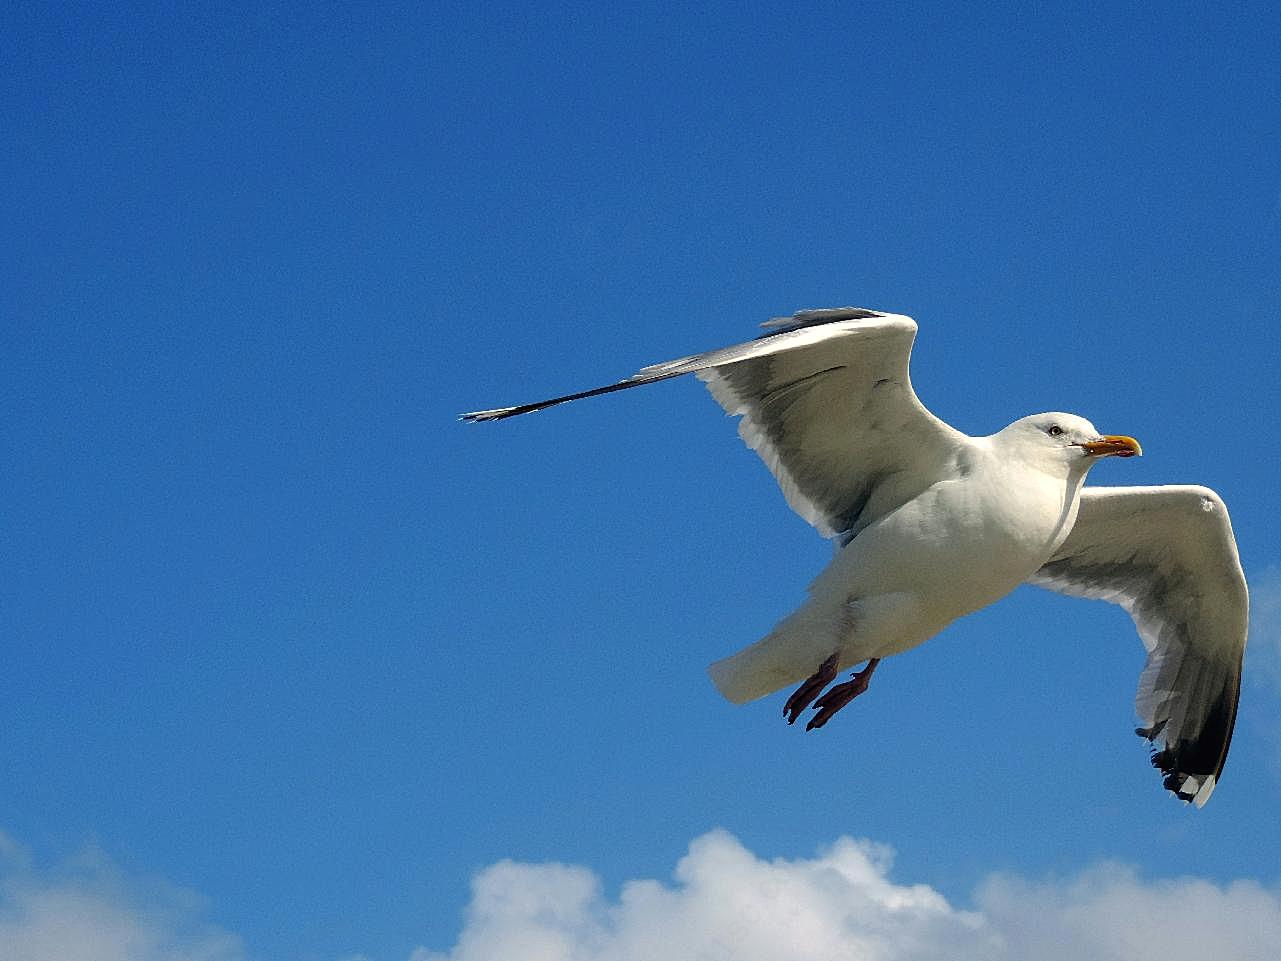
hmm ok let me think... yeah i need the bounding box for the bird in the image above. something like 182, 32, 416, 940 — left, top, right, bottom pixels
462, 307, 1247, 805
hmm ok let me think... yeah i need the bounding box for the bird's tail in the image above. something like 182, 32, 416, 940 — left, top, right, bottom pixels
707, 607, 841, 704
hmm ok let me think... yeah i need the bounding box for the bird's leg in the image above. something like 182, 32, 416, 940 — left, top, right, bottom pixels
805, 658, 880, 732
783, 652, 840, 725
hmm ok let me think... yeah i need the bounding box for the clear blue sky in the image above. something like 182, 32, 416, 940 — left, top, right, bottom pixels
4, 3, 1281, 960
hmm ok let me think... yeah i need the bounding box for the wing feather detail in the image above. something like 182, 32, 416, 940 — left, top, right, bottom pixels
694, 309, 963, 537
464, 307, 966, 538
1028, 485, 1247, 805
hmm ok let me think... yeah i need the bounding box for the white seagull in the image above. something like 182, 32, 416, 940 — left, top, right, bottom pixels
462, 308, 1247, 805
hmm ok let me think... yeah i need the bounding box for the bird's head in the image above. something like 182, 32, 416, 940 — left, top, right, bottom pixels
996, 413, 1142, 473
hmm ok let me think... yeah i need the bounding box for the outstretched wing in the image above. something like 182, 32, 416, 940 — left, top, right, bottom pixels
1028, 485, 1248, 806
463, 307, 966, 538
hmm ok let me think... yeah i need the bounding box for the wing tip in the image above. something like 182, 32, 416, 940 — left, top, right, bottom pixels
1192, 774, 1217, 807
1162, 770, 1216, 807
460, 407, 522, 422
1143, 733, 1226, 807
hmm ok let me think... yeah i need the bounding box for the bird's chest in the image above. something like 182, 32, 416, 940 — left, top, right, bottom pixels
961, 475, 1078, 560
850, 474, 1077, 607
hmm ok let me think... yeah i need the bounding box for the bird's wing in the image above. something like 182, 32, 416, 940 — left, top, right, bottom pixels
463, 307, 967, 538
1027, 485, 1247, 806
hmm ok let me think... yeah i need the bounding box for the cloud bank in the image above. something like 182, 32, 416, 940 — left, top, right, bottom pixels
4, 827, 1280, 961
418, 829, 1281, 961
0, 832, 243, 961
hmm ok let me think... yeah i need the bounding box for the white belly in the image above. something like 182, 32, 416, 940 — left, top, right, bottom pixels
707, 462, 1085, 703
814, 471, 1080, 658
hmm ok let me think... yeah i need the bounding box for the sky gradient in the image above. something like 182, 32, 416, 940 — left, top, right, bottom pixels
4, 3, 1281, 959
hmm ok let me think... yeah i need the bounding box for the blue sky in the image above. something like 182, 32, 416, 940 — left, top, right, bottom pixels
4, 2, 1281, 959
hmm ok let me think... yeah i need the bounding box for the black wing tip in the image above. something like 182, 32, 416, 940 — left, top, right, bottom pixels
1141, 732, 1229, 808
460, 407, 523, 423
1143, 745, 1210, 805
1135, 663, 1239, 807
459, 373, 686, 425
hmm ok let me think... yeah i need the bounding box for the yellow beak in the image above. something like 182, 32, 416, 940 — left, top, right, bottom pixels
1080, 435, 1143, 458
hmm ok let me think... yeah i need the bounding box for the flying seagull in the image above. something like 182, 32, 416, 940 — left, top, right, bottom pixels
462, 308, 1247, 805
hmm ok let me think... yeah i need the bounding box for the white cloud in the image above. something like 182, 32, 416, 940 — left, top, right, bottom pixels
419, 829, 1281, 961
4, 826, 1280, 961
0, 831, 244, 961
979, 865, 1281, 961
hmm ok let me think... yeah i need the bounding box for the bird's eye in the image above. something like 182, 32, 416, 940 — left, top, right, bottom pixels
1047, 424, 1064, 437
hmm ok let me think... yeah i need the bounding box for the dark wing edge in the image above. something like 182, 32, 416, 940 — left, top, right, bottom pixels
459, 307, 893, 423
1028, 485, 1248, 806
462, 306, 965, 539
459, 371, 685, 422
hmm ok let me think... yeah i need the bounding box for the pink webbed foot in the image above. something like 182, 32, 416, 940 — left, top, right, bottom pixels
783, 652, 839, 725
805, 658, 881, 732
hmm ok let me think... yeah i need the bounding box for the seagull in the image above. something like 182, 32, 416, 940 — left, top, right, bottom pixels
462, 308, 1247, 805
